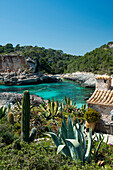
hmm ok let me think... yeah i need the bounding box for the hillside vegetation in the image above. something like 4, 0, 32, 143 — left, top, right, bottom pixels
0, 42, 113, 75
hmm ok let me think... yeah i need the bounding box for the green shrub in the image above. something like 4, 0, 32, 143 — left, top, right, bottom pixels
84, 108, 101, 123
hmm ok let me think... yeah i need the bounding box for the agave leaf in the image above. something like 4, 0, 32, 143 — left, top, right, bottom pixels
61, 120, 67, 139
73, 126, 77, 140
66, 139, 82, 160
67, 97, 70, 105
80, 130, 86, 160
85, 128, 92, 162
62, 115, 67, 128
76, 118, 81, 130
57, 144, 65, 154
62, 145, 72, 157
74, 120, 84, 157
16, 101, 22, 109
70, 100, 73, 106
74, 120, 83, 145
55, 119, 61, 132
94, 135, 104, 157
47, 99, 51, 110
39, 104, 47, 113
3, 107, 7, 114
74, 121, 79, 142
54, 99, 58, 115
81, 121, 85, 133
46, 132, 71, 157
45, 132, 61, 147
67, 116, 74, 139
51, 98, 54, 115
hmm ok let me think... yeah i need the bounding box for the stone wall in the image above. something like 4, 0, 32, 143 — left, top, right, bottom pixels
95, 119, 113, 135
87, 103, 113, 115
96, 79, 111, 90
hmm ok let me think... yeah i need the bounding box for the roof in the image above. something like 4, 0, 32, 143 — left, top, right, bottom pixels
96, 75, 111, 80
87, 89, 113, 106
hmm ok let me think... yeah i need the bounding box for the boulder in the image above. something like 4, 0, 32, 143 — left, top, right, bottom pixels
82, 78, 96, 88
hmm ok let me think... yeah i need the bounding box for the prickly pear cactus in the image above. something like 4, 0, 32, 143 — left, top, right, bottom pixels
21, 91, 30, 142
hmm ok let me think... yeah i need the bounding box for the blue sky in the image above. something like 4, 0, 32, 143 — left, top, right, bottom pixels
0, 0, 113, 55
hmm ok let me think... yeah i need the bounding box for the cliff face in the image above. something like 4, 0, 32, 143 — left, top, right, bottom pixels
0, 55, 26, 72
0, 54, 37, 72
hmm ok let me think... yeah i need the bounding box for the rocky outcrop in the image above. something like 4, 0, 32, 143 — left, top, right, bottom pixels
82, 78, 96, 88
0, 72, 61, 85
62, 72, 113, 88
62, 72, 96, 88
0, 92, 46, 107
0, 54, 37, 73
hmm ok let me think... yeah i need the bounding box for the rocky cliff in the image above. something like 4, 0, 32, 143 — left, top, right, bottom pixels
0, 54, 37, 73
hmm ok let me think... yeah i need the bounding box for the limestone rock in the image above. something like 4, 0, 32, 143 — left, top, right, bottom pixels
82, 78, 96, 88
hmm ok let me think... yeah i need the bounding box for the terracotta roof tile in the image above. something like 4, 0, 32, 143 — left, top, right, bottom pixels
96, 75, 111, 80
87, 89, 113, 106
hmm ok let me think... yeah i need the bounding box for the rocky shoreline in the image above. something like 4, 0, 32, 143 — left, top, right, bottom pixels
0, 71, 111, 88
56, 72, 113, 88
61, 72, 97, 88
0, 71, 61, 86
0, 92, 46, 107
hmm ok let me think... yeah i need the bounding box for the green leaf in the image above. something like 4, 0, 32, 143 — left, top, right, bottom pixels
85, 128, 92, 162
66, 139, 80, 148
61, 120, 67, 139
66, 139, 82, 160
57, 144, 65, 154
67, 116, 74, 139
46, 132, 61, 147
16, 101, 22, 109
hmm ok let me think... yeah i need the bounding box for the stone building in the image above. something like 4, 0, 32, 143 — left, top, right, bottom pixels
87, 75, 113, 134
87, 75, 113, 114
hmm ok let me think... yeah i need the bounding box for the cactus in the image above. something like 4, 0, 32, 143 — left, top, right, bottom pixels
7, 112, 14, 124
21, 91, 30, 142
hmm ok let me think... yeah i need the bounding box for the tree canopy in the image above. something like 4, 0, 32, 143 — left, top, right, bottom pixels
0, 42, 113, 75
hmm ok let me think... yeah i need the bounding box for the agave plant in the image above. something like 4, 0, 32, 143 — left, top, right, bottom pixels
0, 106, 8, 119
46, 115, 92, 163
58, 97, 77, 118
39, 98, 60, 120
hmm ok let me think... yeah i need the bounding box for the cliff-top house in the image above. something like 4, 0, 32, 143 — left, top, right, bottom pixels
87, 75, 113, 115
87, 75, 113, 134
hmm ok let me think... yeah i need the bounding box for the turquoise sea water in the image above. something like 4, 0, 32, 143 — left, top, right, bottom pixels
0, 80, 94, 108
